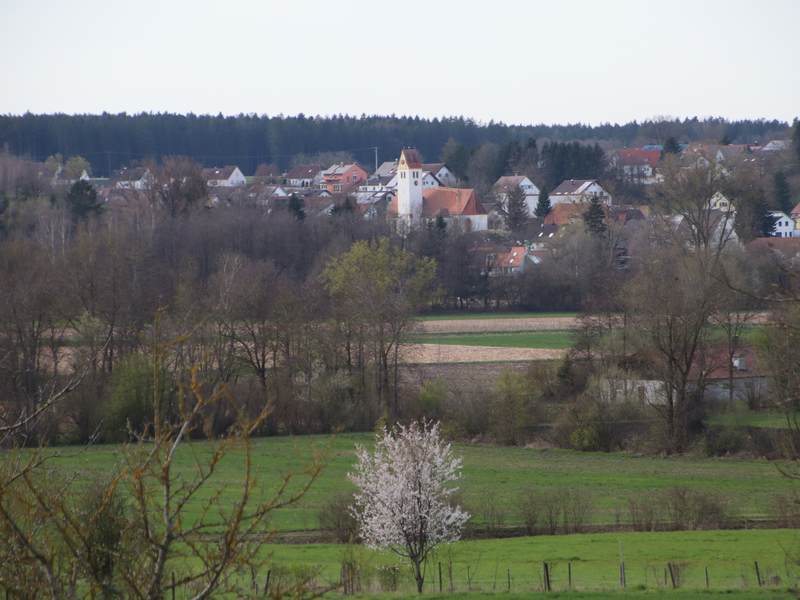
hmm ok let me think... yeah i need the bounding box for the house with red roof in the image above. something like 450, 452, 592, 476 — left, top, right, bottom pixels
388, 149, 488, 231
609, 148, 662, 184
320, 163, 367, 194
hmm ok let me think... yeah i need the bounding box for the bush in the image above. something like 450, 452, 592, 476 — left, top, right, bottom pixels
318, 492, 359, 543
628, 492, 666, 532
475, 489, 507, 536
514, 487, 541, 536
666, 487, 733, 530
771, 493, 800, 529
704, 425, 747, 457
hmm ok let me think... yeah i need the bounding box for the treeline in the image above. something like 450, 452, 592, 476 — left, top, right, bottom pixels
0, 113, 790, 177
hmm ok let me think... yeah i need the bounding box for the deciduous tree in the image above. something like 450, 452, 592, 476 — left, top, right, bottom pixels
348, 420, 469, 593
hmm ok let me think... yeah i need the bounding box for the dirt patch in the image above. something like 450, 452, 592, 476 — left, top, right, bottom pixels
418, 317, 578, 333
400, 344, 564, 364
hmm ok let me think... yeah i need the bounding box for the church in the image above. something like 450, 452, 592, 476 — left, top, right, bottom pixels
388, 149, 488, 231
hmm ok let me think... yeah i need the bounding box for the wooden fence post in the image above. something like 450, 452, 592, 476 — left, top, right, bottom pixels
755, 561, 762, 587
439, 562, 443, 592
668, 563, 676, 589
172, 572, 175, 600
507, 568, 510, 590
705, 566, 709, 588
568, 562, 571, 589
265, 570, 271, 597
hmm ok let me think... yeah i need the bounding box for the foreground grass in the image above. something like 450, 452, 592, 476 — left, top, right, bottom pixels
409, 331, 573, 349
261, 530, 799, 592
40, 434, 793, 531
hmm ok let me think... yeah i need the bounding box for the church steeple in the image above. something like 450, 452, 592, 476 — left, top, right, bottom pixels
396, 149, 423, 223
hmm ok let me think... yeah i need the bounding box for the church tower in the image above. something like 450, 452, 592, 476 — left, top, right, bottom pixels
396, 149, 423, 224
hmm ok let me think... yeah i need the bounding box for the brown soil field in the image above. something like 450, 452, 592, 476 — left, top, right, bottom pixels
400, 344, 563, 364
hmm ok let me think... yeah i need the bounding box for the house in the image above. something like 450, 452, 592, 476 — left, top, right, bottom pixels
492, 175, 540, 215
202, 166, 247, 187
285, 165, 323, 188
56, 167, 91, 185
485, 245, 537, 277
543, 202, 587, 226
708, 192, 735, 214
320, 163, 368, 194
609, 148, 662, 184
769, 211, 797, 238
374, 160, 457, 188
388, 149, 488, 231
549, 179, 612, 206
112, 167, 150, 190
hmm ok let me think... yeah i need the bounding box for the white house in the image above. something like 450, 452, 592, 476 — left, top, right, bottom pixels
492, 175, 540, 215
549, 179, 612, 206
285, 165, 323, 188
770, 211, 798, 238
202, 166, 247, 187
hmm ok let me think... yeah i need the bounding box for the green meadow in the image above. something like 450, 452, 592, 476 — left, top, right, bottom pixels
39, 434, 792, 531
409, 331, 574, 349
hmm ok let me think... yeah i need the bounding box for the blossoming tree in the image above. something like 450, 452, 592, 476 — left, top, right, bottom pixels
348, 420, 469, 593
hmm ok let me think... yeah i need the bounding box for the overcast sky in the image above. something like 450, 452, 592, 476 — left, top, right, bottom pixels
3, 0, 798, 127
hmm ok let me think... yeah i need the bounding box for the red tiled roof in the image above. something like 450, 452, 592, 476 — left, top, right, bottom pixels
543, 203, 584, 225
616, 149, 661, 167
387, 187, 487, 217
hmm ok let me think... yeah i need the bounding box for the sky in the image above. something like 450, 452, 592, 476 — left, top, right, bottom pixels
3, 0, 799, 127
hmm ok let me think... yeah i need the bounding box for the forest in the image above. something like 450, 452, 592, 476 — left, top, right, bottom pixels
0, 112, 791, 176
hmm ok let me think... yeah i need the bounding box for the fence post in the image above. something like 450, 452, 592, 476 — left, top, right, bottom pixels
668, 563, 676, 589
568, 562, 571, 589
507, 568, 511, 590
467, 566, 470, 591
755, 561, 762, 587
705, 566, 709, 588
172, 572, 175, 600
664, 567, 667, 587
265, 570, 271, 597
439, 562, 443, 592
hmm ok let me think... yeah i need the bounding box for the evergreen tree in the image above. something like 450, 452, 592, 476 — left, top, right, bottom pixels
794, 118, 800, 166
774, 171, 793, 214
662, 136, 681, 156
734, 187, 777, 242
582, 195, 606, 235
503, 186, 529, 230
534, 183, 551, 219
65, 180, 102, 221
288, 193, 305, 221
719, 132, 731, 146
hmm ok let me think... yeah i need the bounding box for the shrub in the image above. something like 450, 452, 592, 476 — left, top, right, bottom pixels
771, 493, 800, 529
562, 488, 593, 534
514, 487, 542, 536
628, 492, 666, 532
318, 492, 359, 543
704, 425, 747, 457
475, 489, 507, 537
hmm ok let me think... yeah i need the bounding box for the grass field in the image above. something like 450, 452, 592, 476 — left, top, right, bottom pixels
418, 313, 579, 321
261, 529, 799, 593
36, 434, 793, 532
409, 332, 574, 349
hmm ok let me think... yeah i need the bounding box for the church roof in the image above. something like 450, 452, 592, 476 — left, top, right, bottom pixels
387, 187, 487, 218
399, 149, 422, 169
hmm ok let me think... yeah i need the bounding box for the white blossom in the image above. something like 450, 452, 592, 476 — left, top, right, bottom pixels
348, 420, 469, 592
